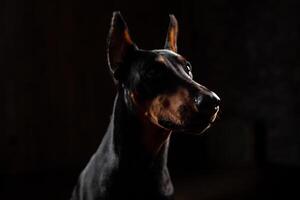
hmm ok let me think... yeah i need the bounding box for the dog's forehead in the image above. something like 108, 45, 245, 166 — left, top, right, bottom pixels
152, 49, 183, 59
151, 49, 186, 65
152, 49, 179, 56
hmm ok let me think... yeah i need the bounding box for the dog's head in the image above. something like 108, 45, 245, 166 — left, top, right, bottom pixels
107, 12, 220, 134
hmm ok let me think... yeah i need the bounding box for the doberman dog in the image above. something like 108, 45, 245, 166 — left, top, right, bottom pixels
71, 12, 220, 200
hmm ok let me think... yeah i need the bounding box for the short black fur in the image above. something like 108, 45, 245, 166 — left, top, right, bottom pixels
71, 11, 220, 200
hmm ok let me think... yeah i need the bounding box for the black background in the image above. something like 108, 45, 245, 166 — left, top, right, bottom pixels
1, 0, 299, 199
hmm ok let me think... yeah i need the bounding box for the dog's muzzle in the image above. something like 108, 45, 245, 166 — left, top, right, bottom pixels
181, 91, 220, 134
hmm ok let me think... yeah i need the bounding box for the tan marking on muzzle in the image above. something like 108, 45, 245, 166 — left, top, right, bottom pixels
145, 87, 196, 129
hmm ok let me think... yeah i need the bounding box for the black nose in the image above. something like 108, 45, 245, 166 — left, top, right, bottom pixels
194, 92, 220, 111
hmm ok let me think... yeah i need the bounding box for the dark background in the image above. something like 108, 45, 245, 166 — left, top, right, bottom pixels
1, 0, 299, 199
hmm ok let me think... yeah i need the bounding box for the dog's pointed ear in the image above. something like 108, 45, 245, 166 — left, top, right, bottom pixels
107, 11, 137, 78
164, 14, 178, 52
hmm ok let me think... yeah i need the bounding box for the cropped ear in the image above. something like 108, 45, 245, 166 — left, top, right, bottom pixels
107, 11, 137, 78
164, 14, 178, 52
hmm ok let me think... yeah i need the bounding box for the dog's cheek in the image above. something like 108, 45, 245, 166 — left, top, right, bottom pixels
166, 89, 191, 123
145, 96, 165, 127
157, 97, 184, 127
145, 88, 192, 129
177, 105, 192, 124
145, 96, 175, 128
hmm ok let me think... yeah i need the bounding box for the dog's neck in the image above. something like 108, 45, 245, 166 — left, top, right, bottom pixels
76, 89, 174, 199
108, 89, 171, 168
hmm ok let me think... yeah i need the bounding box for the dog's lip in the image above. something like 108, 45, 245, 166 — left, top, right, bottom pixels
214, 105, 220, 111
209, 106, 219, 123
156, 106, 220, 133
178, 108, 219, 134
175, 123, 211, 135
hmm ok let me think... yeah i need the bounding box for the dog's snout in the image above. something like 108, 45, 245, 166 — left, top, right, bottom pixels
194, 92, 220, 111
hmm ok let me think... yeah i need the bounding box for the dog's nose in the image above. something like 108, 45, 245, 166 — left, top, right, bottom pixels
194, 92, 220, 111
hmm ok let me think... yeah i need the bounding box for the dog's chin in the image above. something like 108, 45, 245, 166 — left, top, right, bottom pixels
177, 120, 212, 135
180, 123, 212, 135
158, 119, 214, 135
158, 119, 183, 131
182, 108, 219, 135
158, 111, 218, 135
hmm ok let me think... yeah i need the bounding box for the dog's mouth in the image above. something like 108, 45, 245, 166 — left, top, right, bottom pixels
184, 105, 219, 135
158, 106, 219, 135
